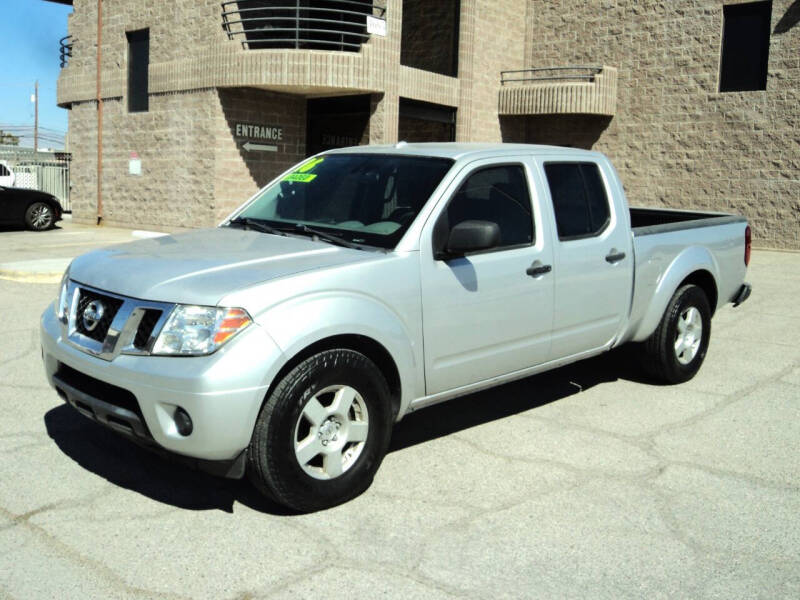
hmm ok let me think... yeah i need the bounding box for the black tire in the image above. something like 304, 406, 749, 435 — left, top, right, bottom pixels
247, 349, 393, 512
24, 201, 54, 231
641, 284, 711, 384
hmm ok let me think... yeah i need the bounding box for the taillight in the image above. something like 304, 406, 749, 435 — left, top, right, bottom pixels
744, 225, 751, 267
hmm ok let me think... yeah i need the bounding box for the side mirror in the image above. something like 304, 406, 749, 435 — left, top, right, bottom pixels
440, 220, 500, 258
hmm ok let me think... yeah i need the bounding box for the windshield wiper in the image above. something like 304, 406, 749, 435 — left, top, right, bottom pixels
292, 224, 364, 250
229, 217, 286, 236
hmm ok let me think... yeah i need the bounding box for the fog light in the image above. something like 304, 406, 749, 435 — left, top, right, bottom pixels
174, 407, 193, 436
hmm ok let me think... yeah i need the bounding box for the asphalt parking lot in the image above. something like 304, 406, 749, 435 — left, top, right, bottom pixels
1, 221, 798, 599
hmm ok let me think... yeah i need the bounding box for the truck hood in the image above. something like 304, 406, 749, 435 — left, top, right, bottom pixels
69, 228, 378, 305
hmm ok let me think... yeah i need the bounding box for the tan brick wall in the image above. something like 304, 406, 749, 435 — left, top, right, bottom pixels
526, 0, 800, 249
70, 89, 218, 229
213, 88, 306, 223
456, 0, 527, 142
68, 87, 305, 229
60, 0, 799, 248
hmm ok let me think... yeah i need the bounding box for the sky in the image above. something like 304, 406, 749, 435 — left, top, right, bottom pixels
0, 0, 73, 149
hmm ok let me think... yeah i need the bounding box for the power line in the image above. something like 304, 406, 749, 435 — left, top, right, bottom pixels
0, 124, 66, 135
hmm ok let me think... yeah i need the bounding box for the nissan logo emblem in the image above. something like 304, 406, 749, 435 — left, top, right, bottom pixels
82, 300, 105, 332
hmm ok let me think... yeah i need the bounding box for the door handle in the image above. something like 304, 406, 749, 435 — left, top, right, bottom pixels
526, 261, 552, 277
605, 250, 626, 264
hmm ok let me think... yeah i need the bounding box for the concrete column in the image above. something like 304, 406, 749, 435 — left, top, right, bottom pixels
369, 92, 399, 144
455, 0, 477, 142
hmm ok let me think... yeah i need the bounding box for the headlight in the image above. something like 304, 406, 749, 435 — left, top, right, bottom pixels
55, 269, 70, 323
151, 305, 252, 356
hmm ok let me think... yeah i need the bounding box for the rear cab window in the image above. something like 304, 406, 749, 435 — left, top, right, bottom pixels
543, 162, 610, 240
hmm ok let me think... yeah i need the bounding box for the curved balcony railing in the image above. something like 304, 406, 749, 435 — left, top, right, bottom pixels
501, 66, 604, 85
59, 35, 73, 68
221, 0, 386, 51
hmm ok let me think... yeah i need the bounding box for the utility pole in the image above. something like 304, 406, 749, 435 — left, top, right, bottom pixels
34, 80, 39, 152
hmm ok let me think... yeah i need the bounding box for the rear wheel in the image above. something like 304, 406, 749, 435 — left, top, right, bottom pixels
25, 201, 54, 231
247, 349, 393, 512
641, 284, 711, 384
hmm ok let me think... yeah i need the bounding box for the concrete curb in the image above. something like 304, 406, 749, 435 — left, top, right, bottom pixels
0, 259, 71, 284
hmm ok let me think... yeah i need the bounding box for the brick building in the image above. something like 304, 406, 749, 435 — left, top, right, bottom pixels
50, 1, 799, 247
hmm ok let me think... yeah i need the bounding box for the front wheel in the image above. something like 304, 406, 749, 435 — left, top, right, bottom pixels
641, 284, 711, 384
25, 201, 54, 231
247, 349, 393, 512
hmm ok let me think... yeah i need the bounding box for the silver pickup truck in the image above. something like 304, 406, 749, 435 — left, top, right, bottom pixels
41, 143, 751, 511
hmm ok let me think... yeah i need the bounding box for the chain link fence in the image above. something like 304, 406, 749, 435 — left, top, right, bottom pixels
0, 146, 71, 212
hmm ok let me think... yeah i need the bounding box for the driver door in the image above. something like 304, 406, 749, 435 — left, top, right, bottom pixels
419, 159, 555, 395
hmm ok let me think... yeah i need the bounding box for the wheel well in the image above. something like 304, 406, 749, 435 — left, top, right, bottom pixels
680, 270, 718, 316
267, 335, 402, 419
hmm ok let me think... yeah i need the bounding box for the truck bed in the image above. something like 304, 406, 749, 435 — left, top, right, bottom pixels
630, 207, 745, 236
623, 206, 748, 344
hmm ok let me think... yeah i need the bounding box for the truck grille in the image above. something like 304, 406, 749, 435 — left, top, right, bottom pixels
133, 309, 163, 350
74, 289, 124, 342
63, 282, 174, 360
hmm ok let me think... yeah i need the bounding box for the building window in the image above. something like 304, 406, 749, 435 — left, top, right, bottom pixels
127, 29, 150, 112
719, 1, 772, 92
401, 0, 460, 77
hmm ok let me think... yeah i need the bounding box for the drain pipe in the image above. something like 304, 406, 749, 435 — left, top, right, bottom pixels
96, 0, 103, 225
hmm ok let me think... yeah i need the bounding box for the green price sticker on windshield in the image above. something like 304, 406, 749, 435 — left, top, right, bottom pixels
282, 157, 324, 183
283, 173, 317, 183
298, 157, 324, 172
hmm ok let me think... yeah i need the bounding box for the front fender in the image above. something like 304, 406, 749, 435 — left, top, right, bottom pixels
630, 245, 719, 342
256, 291, 422, 417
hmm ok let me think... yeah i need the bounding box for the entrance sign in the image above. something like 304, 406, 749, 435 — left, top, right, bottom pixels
234, 122, 284, 142
242, 142, 278, 152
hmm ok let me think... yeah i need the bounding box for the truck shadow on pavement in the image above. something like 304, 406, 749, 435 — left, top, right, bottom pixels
43, 346, 654, 515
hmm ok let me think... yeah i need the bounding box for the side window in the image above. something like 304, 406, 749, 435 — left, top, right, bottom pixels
0, 164, 9, 177
544, 162, 610, 240
438, 165, 534, 251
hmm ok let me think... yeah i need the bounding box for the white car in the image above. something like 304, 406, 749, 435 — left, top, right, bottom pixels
0, 161, 15, 187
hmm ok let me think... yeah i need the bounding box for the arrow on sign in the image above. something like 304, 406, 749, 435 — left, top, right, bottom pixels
242, 142, 278, 152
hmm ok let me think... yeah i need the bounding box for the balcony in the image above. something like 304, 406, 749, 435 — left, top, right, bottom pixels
498, 66, 617, 117
221, 0, 386, 52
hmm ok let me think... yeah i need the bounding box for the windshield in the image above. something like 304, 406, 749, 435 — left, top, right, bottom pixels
230, 154, 454, 249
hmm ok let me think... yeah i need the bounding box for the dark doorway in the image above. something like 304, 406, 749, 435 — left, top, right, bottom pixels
398, 98, 456, 143
305, 94, 371, 157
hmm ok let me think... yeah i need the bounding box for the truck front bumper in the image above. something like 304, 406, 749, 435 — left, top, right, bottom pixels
40, 304, 286, 477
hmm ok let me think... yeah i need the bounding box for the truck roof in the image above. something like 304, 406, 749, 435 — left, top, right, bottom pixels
322, 142, 604, 161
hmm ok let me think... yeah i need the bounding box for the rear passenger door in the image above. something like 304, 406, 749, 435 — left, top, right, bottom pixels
420, 159, 554, 395
539, 158, 633, 359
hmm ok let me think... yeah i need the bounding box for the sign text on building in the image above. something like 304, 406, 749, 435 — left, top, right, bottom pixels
234, 122, 284, 142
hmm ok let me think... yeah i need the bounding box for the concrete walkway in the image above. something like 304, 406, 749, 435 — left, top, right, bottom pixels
0, 216, 168, 283
0, 232, 798, 597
